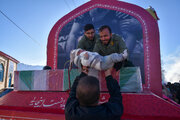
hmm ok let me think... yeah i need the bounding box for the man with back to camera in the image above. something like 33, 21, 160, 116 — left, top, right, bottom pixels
65, 66, 124, 120
93, 25, 131, 70
78, 24, 99, 51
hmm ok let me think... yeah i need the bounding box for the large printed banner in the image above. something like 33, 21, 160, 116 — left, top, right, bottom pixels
47, 0, 161, 95
58, 8, 144, 82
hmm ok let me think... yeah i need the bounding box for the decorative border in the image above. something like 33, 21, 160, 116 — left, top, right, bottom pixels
54, 3, 150, 89
48, 0, 161, 95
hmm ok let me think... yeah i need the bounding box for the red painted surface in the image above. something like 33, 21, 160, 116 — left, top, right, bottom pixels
0, 109, 65, 120
0, 91, 67, 114
48, 70, 64, 90
0, 0, 178, 120
0, 91, 180, 120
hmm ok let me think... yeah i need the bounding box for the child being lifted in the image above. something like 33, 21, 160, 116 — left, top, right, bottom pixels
69, 48, 128, 71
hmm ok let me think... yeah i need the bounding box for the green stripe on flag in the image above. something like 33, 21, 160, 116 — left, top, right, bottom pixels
19, 71, 34, 89
120, 67, 137, 88
63, 69, 80, 91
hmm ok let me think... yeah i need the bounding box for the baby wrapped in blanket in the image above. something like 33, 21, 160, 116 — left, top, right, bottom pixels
70, 48, 128, 70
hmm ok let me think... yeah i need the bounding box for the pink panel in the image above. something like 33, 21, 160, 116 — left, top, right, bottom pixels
122, 93, 180, 117
0, 92, 179, 119
0, 91, 68, 114
48, 70, 64, 91
0, 109, 65, 120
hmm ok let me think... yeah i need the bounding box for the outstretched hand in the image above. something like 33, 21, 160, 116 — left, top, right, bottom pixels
82, 65, 89, 75
104, 68, 113, 77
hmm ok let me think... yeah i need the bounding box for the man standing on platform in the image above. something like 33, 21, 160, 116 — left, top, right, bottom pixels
78, 24, 99, 51
93, 25, 130, 70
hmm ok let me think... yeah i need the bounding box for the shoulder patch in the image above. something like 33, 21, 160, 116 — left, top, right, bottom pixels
110, 41, 114, 46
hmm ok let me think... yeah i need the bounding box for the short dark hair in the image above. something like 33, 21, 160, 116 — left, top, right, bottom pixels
43, 65, 52, 70
84, 24, 94, 32
99, 25, 112, 34
76, 76, 100, 106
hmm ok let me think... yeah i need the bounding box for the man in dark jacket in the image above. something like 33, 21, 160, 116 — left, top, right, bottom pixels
65, 67, 123, 120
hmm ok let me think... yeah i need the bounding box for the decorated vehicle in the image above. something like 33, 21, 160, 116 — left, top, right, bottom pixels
0, 0, 179, 119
